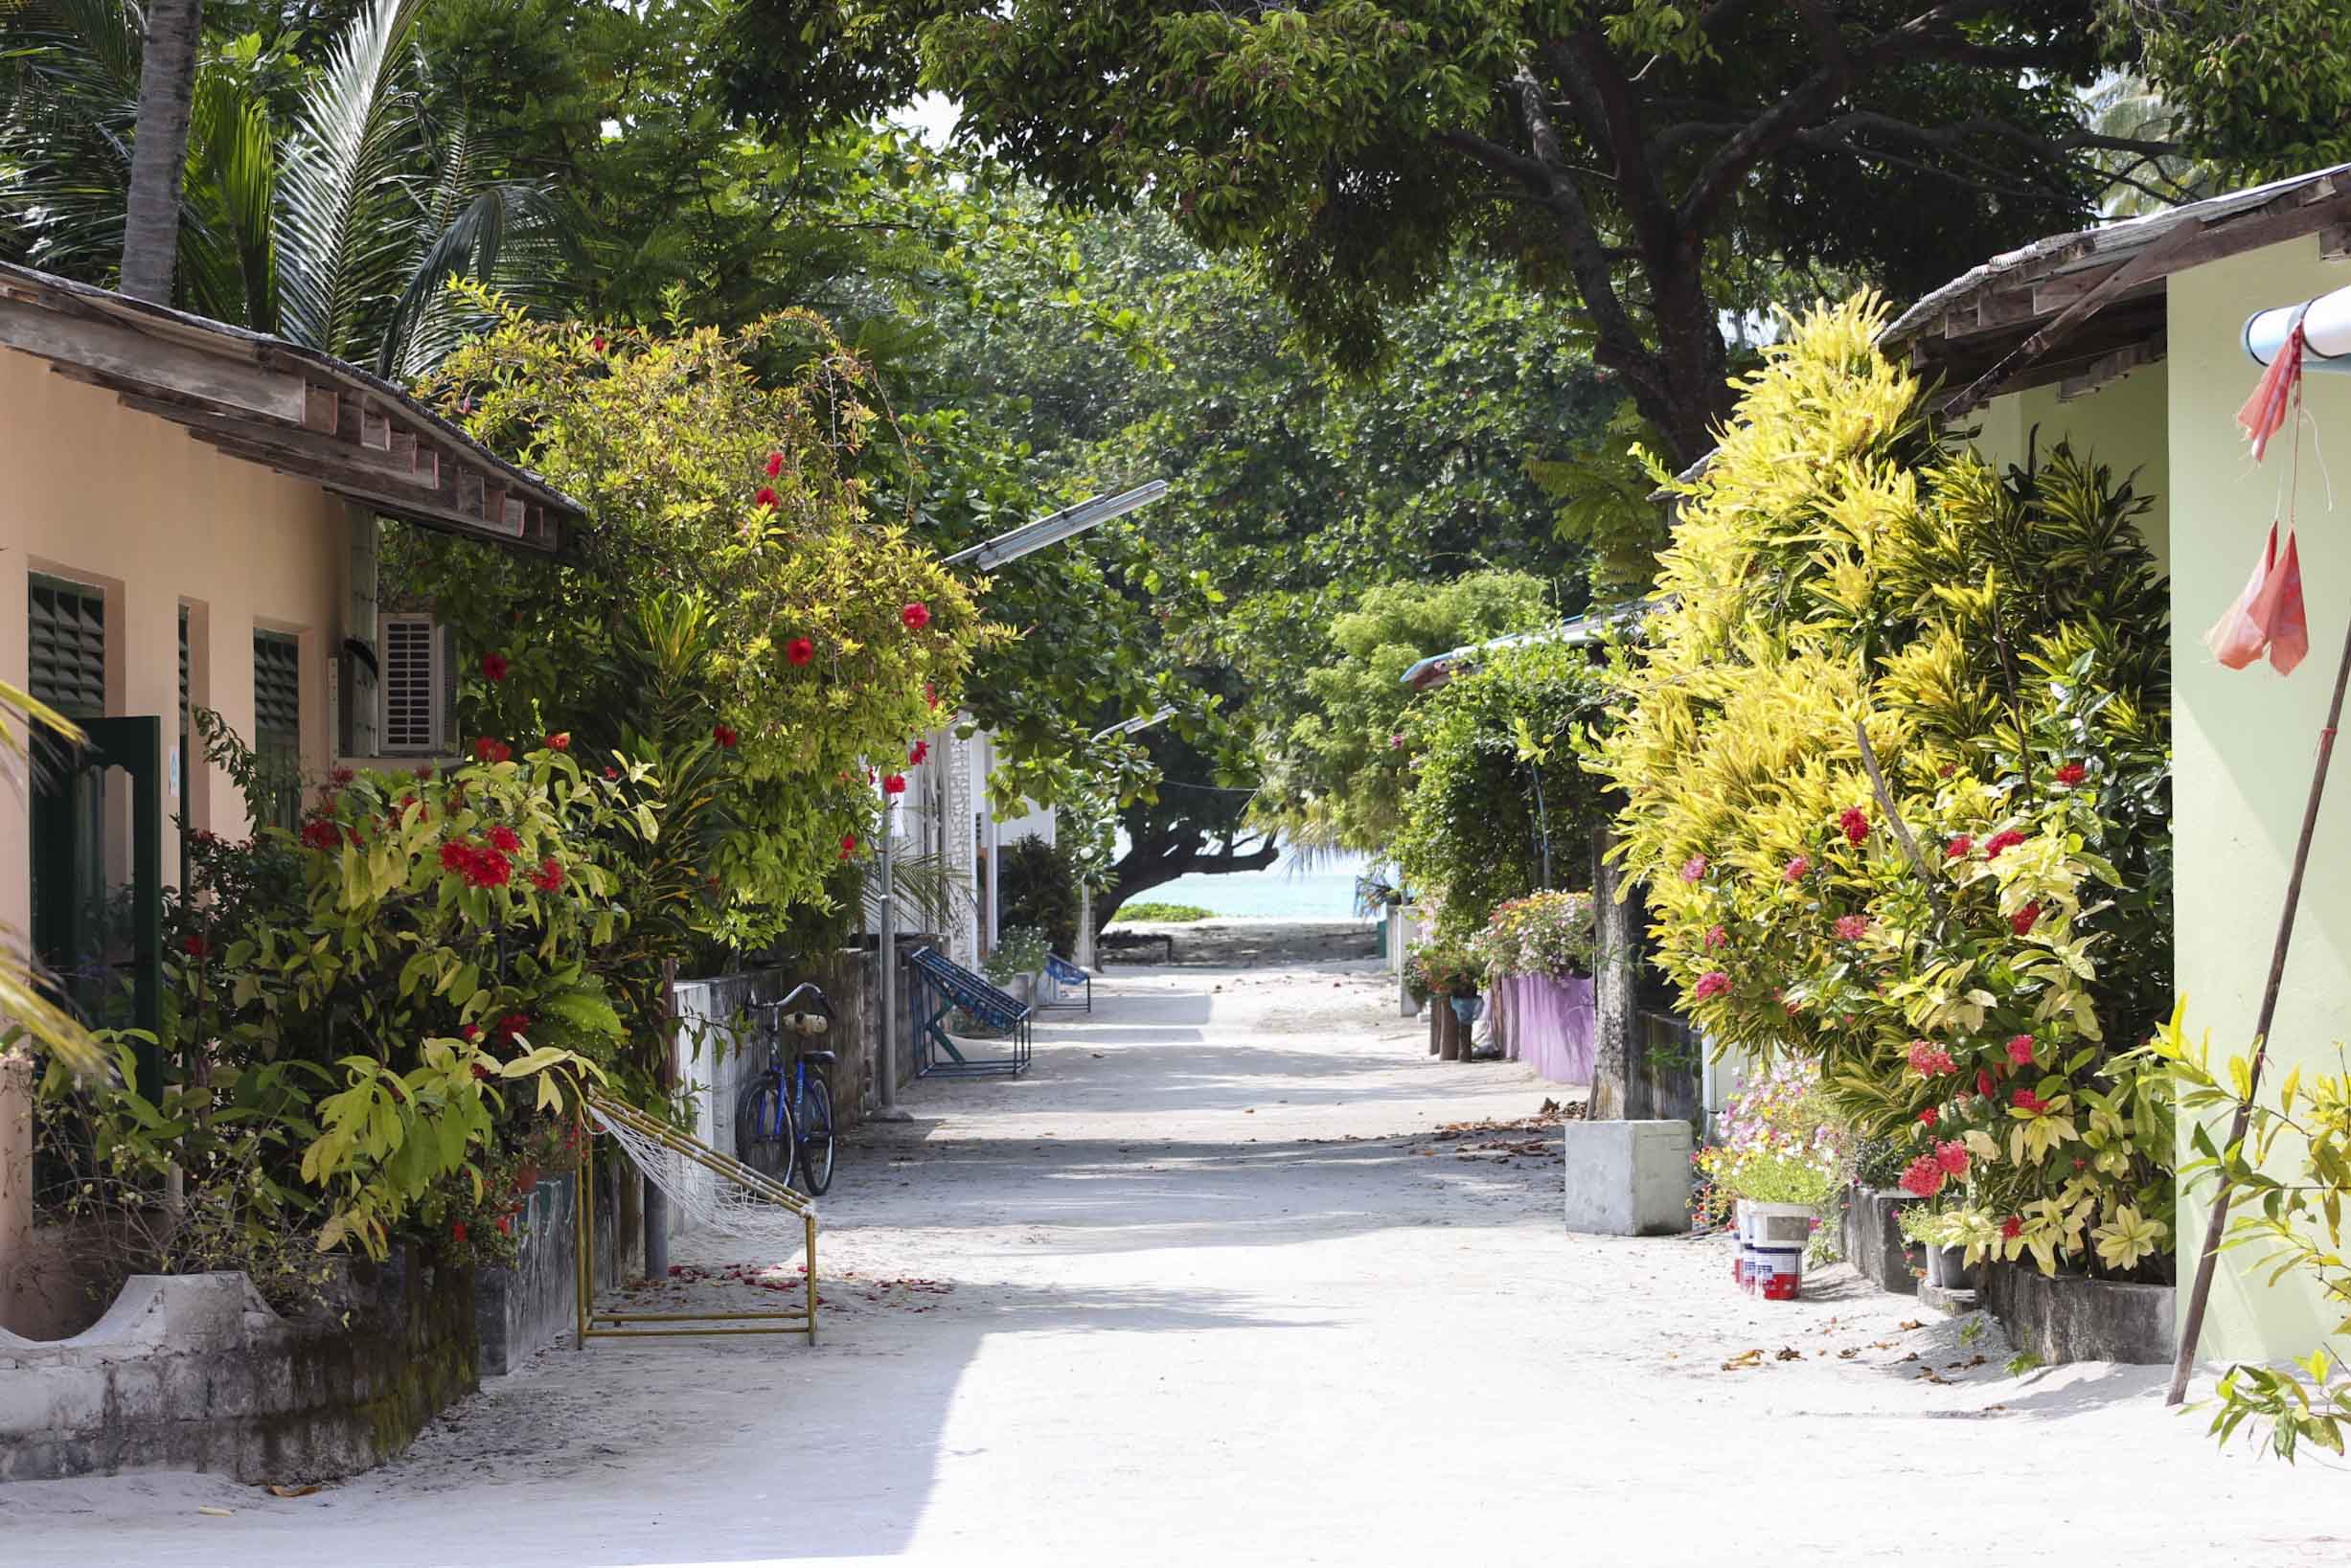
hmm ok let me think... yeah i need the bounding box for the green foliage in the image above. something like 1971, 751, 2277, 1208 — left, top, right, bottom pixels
982, 925, 1049, 986
1404, 934, 1484, 1002
1472, 891, 1595, 981
2126, 2, 2351, 181
997, 833, 1080, 957
1394, 637, 1614, 935
1597, 295, 2175, 1280
403, 296, 989, 946
1114, 902, 1214, 924
2157, 1011, 2351, 1461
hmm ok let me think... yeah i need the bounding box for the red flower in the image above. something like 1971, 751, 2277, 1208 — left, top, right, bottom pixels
530, 856, 564, 892
2012, 1088, 2045, 1113
414, 764, 435, 781
882, 772, 907, 795
1976, 1067, 1997, 1099
1982, 828, 2026, 860
544, 732, 570, 751
1935, 1140, 1969, 1176
787, 637, 814, 667
1680, 853, 1708, 882
1704, 924, 1727, 950
461, 1024, 482, 1042
1783, 855, 1810, 882
331, 766, 356, 786
603, 766, 620, 781
2053, 761, 2087, 787
1692, 971, 1731, 1001
2010, 900, 2042, 935
900, 602, 931, 631
440, 842, 469, 873
925, 682, 939, 710
2006, 1033, 2036, 1066
487, 824, 521, 853
1838, 806, 1869, 845
764, 451, 785, 479
1938, 762, 1956, 779
473, 737, 512, 764
451, 1221, 468, 1243
494, 1012, 529, 1043
1898, 1156, 1947, 1197
755, 487, 781, 511
1907, 1039, 1955, 1077
1835, 913, 1869, 942
181, 933, 211, 959
300, 818, 343, 851
497, 1216, 514, 1236
1917, 1106, 1939, 1126
1945, 834, 1973, 859
590, 334, 606, 352
471, 851, 513, 889
713, 723, 738, 749
2000, 1216, 2023, 1240
482, 652, 510, 683
839, 833, 857, 859
908, 739, 929, 765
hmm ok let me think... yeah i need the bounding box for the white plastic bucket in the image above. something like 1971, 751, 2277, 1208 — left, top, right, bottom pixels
1745, 1202, 1815, 1301
1753, 1244, 1804, 1301
1733, 1201, 1757, 1293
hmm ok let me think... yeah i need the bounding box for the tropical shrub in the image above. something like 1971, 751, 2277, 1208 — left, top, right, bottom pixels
998, 833, 1081, 956
1115, 901, 1215, 923
1599, 295, 2175, 1281
1404, 935, 1485, 1001
1694, 1061, 1849, 1224
1395, 637, 1614, 937
1473, 891, 1596, 980
983, 925, 1050, 986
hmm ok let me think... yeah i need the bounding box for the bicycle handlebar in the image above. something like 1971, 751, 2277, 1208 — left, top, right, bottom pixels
750, 981, 835, 1021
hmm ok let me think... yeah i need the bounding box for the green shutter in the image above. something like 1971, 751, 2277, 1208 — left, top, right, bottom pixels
28, 575, 105, 717
253, 630, 302, 830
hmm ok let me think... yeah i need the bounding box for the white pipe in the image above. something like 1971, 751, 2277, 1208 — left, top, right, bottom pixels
2245, 283, 2351, 369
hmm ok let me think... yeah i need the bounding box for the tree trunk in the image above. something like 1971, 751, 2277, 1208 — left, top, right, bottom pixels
120, 0, 205, 304
1097, 831, 1279, 933
1586, 821, 1653, 1120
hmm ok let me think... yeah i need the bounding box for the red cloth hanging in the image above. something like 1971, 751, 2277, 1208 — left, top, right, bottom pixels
2206, 525, 2278, 670
2262, 529, 2310, 675
2206, 524, 2311, 674
2239, 321, 2307, 462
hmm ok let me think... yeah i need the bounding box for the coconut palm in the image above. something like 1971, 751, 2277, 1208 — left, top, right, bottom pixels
0, 0, 559, 375
118, 0, 201, 302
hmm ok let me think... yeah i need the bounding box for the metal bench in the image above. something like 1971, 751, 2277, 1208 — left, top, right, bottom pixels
1037, 952, 1092, 1012
908, 945, 1033, 1077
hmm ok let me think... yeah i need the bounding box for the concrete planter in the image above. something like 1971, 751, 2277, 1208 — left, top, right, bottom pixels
1982, 1263, 2175, 1365
1563, 1119, 1693, 1236
1924, 1243, 1979, 1293
1839, 1186, 1922, 1295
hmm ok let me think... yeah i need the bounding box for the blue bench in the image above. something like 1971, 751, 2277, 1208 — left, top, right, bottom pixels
908, 946, 1033, 1078
1037, 952, 1091, 1012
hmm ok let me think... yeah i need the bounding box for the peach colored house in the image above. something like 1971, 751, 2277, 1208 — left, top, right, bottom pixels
0, 262, 581, 1336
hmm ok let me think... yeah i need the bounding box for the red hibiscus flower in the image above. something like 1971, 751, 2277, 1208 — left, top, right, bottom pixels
1692, 971, 1731, 1001
713, 723, 738, 749
909, 739, 929, 765
1838, 806, 1869, 845
181, 933, 211, 958
414, 764, 435, 781
839, 833, 857, 859
2000, 1216, 2023, 1240
754, 486, 779, 510
1835, 914, 1869, 942
1680, 853, 1708, 882
530, 857, 564, 892
1704, 925, 1727, 950
440, 842, 469, 874
2053, 761, 2087, 787
488, 824, 522, 853
1898, 1156, 1947, 1197
451, 1221, 468, 1242
882, 772, 907, 796
590, 334, 606, 352
1935, 1140, 1969, 1176
765, 451, 785, 479
545, 732, 570, 751
473, 736, 512, 764
2010, 901, 2042, 935
1945, 834, 1973, 859
900, 602, 931, 631
2006, 1034, 2036, 1066
787, 637, 814, 667
497, 1216, 514, 1236
300, 818, 343, 851
1917, 1106, 1939, 1126
494, 1012, 530, 1043
1982, 828, 2027, 860
1783, 855, 1810, 882
461, 1024, 482, 1042
482, 652, 510, 683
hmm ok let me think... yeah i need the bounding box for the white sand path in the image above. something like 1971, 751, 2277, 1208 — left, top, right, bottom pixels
4, 945, 2346, 1565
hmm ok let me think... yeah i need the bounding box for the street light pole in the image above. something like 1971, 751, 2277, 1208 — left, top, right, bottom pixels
874, 481, 1171, 1121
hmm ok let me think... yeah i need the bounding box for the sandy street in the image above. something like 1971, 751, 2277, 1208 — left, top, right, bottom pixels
4, 926, 2347, 1565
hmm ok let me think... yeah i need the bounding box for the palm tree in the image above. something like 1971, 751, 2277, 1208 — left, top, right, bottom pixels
0, 679, 103, 1077
117, 0, 202, 302
0, 0, 558, 375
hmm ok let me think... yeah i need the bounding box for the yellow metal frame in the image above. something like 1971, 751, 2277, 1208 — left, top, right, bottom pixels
574, 1089, 817, 1345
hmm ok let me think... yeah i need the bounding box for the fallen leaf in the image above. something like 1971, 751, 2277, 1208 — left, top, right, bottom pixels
1720, 1349, 1766, 1370
1899, 1319, 1925, 1331
1870, 1340, 1895, 1350
1837, 1347, 1860, 1360
266, 1485, 321, 1499
1900, 1352, 1919, 1362
197, 1506, 234, 1517
1775, 1347, 1803, 1361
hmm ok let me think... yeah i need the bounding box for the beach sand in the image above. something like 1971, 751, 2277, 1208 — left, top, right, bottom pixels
1099, 914, 1381, 967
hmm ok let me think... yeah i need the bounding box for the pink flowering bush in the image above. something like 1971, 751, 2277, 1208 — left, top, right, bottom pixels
1694, 1061, 1849, 1226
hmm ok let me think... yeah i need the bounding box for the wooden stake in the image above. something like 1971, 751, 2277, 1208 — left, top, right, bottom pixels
2167, 606, 2351, 1406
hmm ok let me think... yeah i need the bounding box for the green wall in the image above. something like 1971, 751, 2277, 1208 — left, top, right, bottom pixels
1972, 365, 2171, 580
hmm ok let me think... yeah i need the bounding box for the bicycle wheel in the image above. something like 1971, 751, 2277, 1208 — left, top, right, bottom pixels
796, 1075, 836, 1195
737, 1075, 795, 1188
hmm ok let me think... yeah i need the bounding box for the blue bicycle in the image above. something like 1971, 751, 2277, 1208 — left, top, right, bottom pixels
735, 984, 838, 1196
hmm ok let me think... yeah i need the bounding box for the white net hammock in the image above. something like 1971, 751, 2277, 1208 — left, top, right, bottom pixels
584, 1089, 811, 1243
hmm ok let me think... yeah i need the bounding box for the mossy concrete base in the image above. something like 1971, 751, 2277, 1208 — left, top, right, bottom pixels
1983, 1263, 2174, 1365
1839, 1187, 1921, 1296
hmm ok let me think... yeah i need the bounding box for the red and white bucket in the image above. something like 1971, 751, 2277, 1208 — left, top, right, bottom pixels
1744, 1202, 1815, 1301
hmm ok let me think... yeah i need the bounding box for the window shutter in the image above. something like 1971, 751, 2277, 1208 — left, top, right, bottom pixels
377, 614, 449, 755
27, 575, 106, 717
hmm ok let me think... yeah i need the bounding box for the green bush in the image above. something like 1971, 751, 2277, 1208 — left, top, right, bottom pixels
983, 925, 1050, 985
1115, 901, 1215, 923
998, 833, 1080, 955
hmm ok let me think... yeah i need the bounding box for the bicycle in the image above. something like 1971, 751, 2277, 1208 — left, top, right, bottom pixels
735, 982, 839, 1196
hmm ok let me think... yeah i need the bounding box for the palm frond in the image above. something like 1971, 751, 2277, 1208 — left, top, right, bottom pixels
176, 63, 278, 329
0, 0, 143, 276
0, 675, 103, 1077
379, 105, 562, 378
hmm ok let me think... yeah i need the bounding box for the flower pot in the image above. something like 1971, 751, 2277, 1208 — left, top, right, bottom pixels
513, 1163, 539, 1195
1450, 992, 1484, 1025
1924, 1243, 1977, 1292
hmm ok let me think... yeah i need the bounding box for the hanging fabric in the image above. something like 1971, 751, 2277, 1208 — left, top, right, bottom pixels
2208, 304, 2313, 674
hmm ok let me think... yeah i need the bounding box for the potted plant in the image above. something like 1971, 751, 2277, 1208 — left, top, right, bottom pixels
1695, 1063, 1851, 1298
983, 925, 1050, 1003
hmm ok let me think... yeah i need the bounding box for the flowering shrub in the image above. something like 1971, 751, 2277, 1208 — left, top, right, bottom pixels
1472, 890, 1596, 980
1599, 296, 2175, 1280
1693, 1061, 1849, 1224
1404, 934, 1486, 1000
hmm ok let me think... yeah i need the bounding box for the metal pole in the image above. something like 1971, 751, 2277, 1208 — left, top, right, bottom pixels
875, 801, 906, 1120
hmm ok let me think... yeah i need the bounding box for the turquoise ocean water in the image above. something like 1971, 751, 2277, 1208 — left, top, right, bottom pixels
1117, 852, 1374, 921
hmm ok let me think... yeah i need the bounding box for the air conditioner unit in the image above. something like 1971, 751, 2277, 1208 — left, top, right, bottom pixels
377, 614, 457, 756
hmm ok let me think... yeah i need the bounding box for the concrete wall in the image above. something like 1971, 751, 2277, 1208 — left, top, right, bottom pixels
0, 346, 353, 1338
2165, 235, 2351, 1365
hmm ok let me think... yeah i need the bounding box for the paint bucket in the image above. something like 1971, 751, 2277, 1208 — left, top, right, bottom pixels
1733, 1201, 1757, 1292
1745, 1202, 1815, 1301
1753, 1243, 1804, 1301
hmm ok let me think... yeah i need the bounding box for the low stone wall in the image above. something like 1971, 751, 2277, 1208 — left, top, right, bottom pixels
1983, 1263, 2175, 1365
1840, 1187, 1921, 1295
0, 1259, 475, 1484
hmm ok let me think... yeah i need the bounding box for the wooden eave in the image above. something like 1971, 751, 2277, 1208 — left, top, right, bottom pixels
0, 262, 582, 553
1879, 167, 2351, 415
